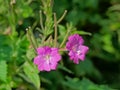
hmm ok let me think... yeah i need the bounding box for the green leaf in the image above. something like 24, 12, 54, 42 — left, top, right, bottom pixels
62, 77, 115, 90
58, 25, 67, 42
102, 34, 115, 53
26, 49, 36, 61
0, 35, 12, 61
22, 6, 33, 18
0, 83, 11, 90
23, 61, 40, 89
0, 60, 7, 82
74, 59, 102, 81
72, 31, 92, 36
58, 64, 73, 74
108, 4, 120, 12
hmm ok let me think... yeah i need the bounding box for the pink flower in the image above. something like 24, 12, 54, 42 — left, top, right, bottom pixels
66, 34, 89, 64
34, 46, 61, 71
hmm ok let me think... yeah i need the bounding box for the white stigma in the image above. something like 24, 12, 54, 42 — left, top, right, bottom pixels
45, 55, 51, 64
77, 50, 81, 55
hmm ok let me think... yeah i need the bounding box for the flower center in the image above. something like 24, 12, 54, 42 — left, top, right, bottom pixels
45, 55, 51, 60
72, 44, 82, 55
77, 50, 81, 55
72, 44, 78, 52
45, 54, 51, 64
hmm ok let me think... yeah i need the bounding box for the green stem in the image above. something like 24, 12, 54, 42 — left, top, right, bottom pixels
9, 1, 16, 37
29, 27, 38, 48
39, 10, 44, 30
54, 13, 57, 47
26, 28, 37, 54
59, 27, 71, 48
53, 10, 67, 27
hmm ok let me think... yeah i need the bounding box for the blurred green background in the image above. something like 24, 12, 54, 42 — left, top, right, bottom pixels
0, 0, 120, 90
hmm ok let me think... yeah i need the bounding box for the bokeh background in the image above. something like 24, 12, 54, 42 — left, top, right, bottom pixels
0, 0, 120, 90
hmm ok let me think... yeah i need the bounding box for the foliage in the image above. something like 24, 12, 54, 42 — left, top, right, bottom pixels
0, 0, 120, 90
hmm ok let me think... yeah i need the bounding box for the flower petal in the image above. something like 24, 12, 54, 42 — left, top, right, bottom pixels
50, 62, 57, 70
34, 56, 40, 65
79, 45, 89, 54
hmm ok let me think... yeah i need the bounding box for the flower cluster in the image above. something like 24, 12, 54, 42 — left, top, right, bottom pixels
34, 34, 89, 71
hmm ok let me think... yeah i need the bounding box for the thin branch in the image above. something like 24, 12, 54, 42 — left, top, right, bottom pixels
59, 24, 71, 48
26, 28, 37, 54
28, 27, 38, 48
39, 10, 44, 30
54, 13, 57, 47
53, 10, 67, 26
46, 35, 52, 45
